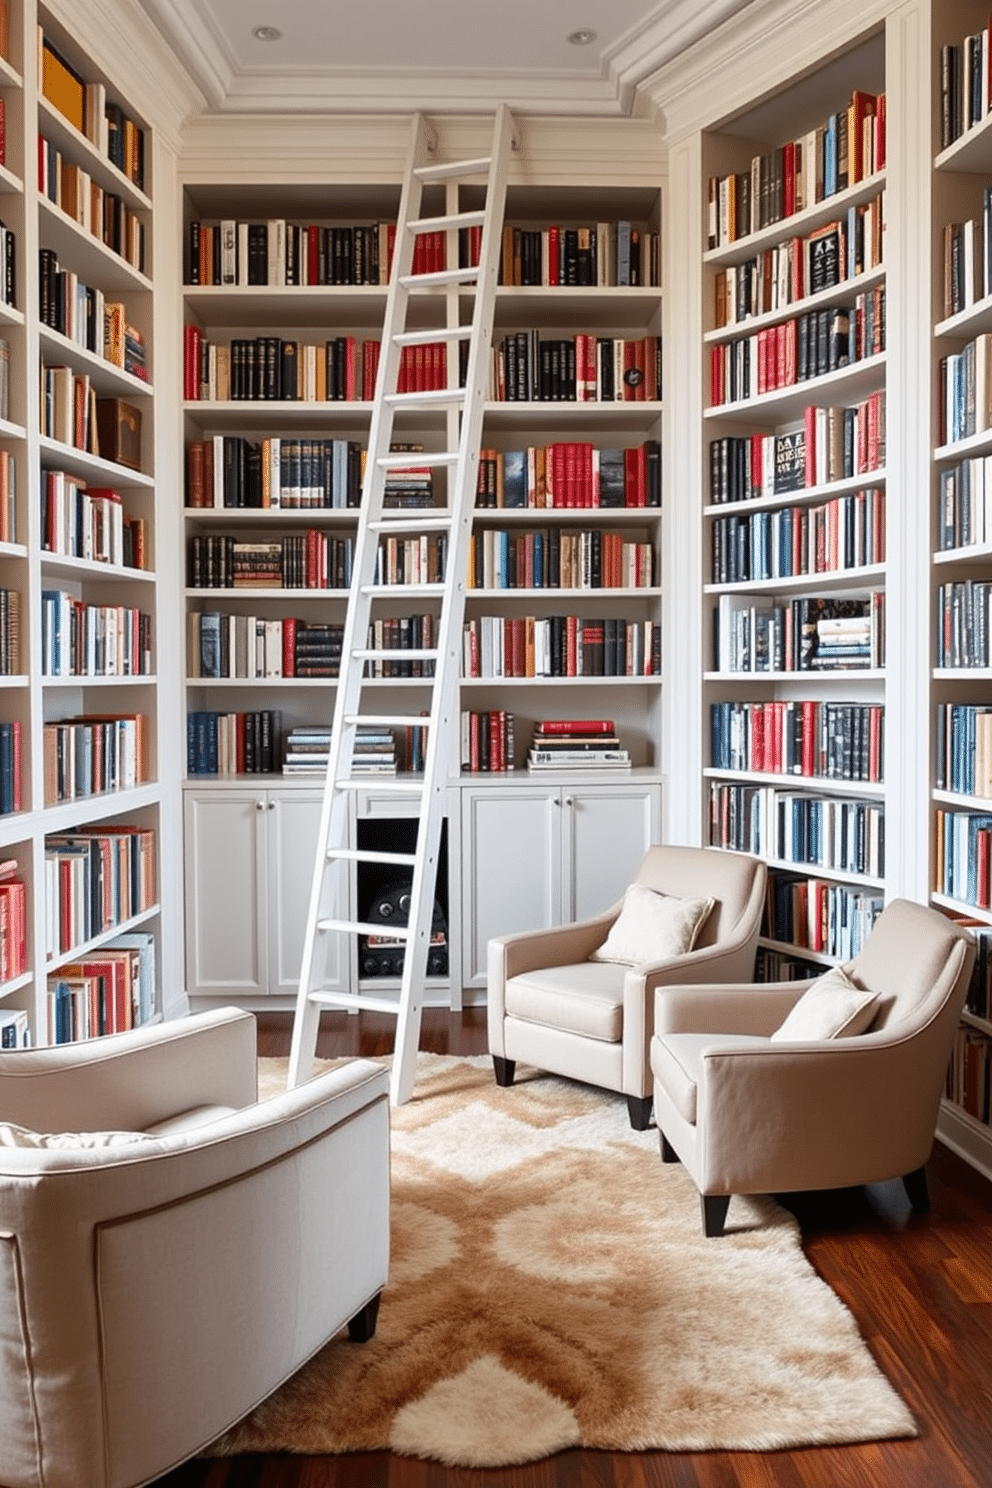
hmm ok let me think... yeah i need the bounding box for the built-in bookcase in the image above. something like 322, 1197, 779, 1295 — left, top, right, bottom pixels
179, 151, 665, 1009
698, 31, 889, 977
0, 0, 168, 1047
930, 1, 992, 1180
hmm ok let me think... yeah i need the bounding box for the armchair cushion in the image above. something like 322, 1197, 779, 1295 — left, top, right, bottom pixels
504, 961, 625, 1041
589, 883, 715, 966
0, 1121, 147, 1150
769, 965, 878, 1043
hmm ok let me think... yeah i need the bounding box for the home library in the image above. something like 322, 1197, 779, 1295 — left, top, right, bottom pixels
180, 163, 664, 1006
0, 0, 169, 1052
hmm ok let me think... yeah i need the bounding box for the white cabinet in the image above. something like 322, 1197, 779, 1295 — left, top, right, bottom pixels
460, 777, 662, 987
184, 785, 337, 1003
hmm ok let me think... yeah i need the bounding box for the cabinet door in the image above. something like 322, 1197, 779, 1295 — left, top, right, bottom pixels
184, 790, 266, 999
563, 783, 662, 922
268, 789, 344, 997
461, 786, 562, 987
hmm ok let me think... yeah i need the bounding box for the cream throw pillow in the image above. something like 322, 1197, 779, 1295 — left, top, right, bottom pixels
590, 884, 715, 966
770, 965, 878, 1042
0, 1122, 146, 1149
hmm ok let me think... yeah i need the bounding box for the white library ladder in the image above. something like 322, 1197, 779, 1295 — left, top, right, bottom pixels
288, 106, 516, 1104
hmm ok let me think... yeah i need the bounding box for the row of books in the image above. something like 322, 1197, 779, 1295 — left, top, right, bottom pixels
713, 592, 885, 674
43, 714, 145, 806
706, 88, 886, 249
40, 592, 151, 677
946, 1024, 992, 1127
936, 581, 992, 669
0, 221, 15, 310
762, 869, 883, 959
713, 191, 885, 330
47, 931, 155, 1044
188, 614, 343, 681
755, 947, 825, 982
38, 253, 145, 374
39, 137, 145, 273
941, 199, 992, 321
39, 36, 145, 187
709, 781, 885, 879
936, 704, 992, 800
938, 455, 992, 551
710, 486, 884, 585
460, 710, 515, 773
940, 23, 992, 150
935, 808, 992, 908
187, 709, 283, 775
375, 534, 447, 587
469, 528, 654, 592
964, 923, 992, 1022
498, 222, 659, 287
938, 333, 992, 446
365, 616, 435, 678
188, 533, 358, 591
527, 718, 630, 773
186, 436, 365, 511
462, 614, 660, 679
183, 329, 383, 405
0, 858, 27, 986
0, 720, 19, 815
0, 587, 18, 675
708, 393, 886, 503
44, 825, 156, 959
476, 441, 660, 510
186, 219, 395, 287
43, 471, 145, 569
710, 699, 884, 784
709, 288, 885, 406
490, 332, 661, 403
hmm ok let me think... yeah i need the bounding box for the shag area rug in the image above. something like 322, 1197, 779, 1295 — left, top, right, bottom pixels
210, 1053, 916, 1467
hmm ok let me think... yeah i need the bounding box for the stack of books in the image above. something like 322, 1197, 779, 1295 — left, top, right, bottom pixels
282, 725, 332, 774
527, 718, 631, 772
352, 727, 397, 774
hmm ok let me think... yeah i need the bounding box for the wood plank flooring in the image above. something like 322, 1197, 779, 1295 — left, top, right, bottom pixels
154, 1010, 992, 1488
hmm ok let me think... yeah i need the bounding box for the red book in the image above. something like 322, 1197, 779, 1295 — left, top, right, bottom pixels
183, 324, 201, 402
536, 719, 615, 735
307, 224, 320, 285
281, 617, 296, 678
978, 829, 991, 909
547, 225, 560, 286
782, 139, 796, 217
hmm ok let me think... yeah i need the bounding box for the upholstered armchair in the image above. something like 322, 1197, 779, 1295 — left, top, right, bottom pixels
651, 898, 976, 1236
0, 1006, 390, 1488
487, 844, 766, 1128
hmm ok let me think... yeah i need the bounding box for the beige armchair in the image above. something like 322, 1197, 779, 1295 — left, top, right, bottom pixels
0, 1006, 390, 1488
651, 898, 976, 1236
487, 844, 767, 1128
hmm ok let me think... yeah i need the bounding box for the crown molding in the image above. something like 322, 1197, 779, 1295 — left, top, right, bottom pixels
640, 0, 891, 139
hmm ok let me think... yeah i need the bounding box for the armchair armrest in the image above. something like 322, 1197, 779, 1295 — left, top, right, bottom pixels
492, 909, 619, 982
653, 979, 813, 1037
0, 1006, 257, 1133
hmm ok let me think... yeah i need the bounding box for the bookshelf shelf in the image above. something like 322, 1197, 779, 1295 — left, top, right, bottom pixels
705, 564, 885, 597
705, 353, 886, 421
704, 263, 886, 345
704, 766, 885, 798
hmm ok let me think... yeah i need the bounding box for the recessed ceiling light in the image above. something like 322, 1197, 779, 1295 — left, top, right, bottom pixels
252, 25, 283, 41
567, 28, 597, 45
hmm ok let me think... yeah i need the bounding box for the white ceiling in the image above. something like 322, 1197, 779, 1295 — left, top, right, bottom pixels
134, 0, 758, 117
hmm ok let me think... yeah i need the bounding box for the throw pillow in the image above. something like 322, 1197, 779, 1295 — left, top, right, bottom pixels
590, 883, 715, 966
0, 1122, 147, 1149
769, 965, 879, 1042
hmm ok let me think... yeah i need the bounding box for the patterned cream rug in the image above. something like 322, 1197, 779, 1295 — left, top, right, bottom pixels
209, 1053, 915, 1467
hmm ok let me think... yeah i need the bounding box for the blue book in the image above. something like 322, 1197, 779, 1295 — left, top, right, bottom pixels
502, 449, 527, 508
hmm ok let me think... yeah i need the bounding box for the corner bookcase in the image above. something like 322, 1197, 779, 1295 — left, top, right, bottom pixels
0, 0, 169, 1047
178, 155, 665, 1010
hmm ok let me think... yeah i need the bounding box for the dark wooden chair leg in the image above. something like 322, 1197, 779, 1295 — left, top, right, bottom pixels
660, 1132, 680, 1163
626, 1094, 653, 1130
492, 1055, 515, 1087
347, 1292, 381, 1343
903, 1165, 930, 1214
702, 1194, 731, 1237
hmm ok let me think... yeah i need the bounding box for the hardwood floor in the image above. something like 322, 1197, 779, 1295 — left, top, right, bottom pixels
154, 1010, 992, 1488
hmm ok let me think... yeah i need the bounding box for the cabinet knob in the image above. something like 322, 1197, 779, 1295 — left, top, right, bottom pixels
268, 800, 276, 810
256, 800, 265, 811
564, 796, 574, 806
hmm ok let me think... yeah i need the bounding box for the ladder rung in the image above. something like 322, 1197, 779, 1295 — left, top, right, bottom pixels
409, 209, 486, 235
378, 451, 458, 468
414, 155, 492, 182
317, 917, 412, 939
393, 326, 471, 348
333, 779, 425, 794
384, 387, 466, 409
355, 648, 439, 662
325, 848, 417, 866
401, 266, 479, 290
369, 513, 452, 532
307, 990, 403, 1016
364, 583, 446, 597
344, 713, 433, 728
